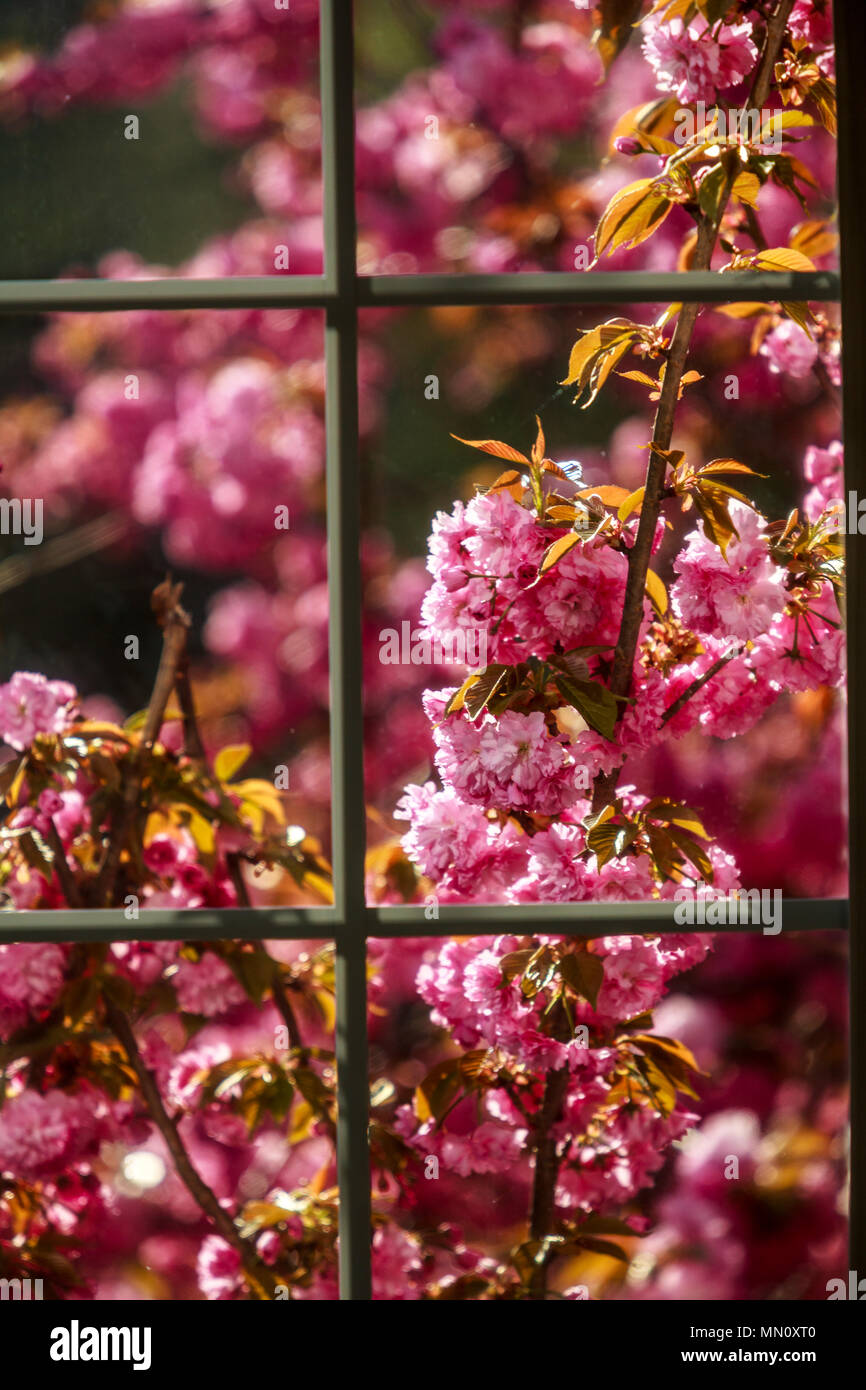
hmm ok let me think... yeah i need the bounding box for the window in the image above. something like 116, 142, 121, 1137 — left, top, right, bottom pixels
0, 0, 858, 1304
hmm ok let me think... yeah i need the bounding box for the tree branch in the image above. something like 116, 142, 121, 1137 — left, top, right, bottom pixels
592, 0, 796, 811
527, 1001, 572, 1299
105, 1001, 280, 1300
94, 577, 192, 907
45, 818, 83, 908
226, 852, 307, 1057
660, 644, 742, 725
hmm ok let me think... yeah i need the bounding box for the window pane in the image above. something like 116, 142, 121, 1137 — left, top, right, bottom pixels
354, 0, 837, 277
361, 299, 845, 908
0, 935, 337, 1300
367, 929, 847, 1300
0, 1, 321, 279
0, 308, 331, 912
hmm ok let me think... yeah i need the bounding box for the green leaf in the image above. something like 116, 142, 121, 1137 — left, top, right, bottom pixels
618, 485, 645, 521
539, 532, 582, 576
214, 743, 252, 782
759, 110, 814, 143
558, 951, 605, 1010
521, 945, 558, 999
499, 949, 535, 982
451, 435, 529, 465
576, 1235, 630, 1263
561, 320, 637, 388
464, 664, 510, 720
595, 184, 671, 260
692, 490, 738, 558
555, 675, 619, 741
227, 949, 275, 1006
585, 821, 621, 869
644, 568, 668, 615
415, 1058, 464, 1125
666, 825, 715, 883
697, 162, 727, 220
592, 0, 645, 74
755, 246, 816, 273
444, 672, 482, 718
644, 798, 710, 841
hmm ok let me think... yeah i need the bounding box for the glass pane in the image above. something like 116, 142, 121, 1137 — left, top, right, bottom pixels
367, 929, 847, 1300
0, 1, 321, 279
0, 308, 332, 912
354, 0, 837, 276
361, 299, 845, 907
0, 935, 337, 1300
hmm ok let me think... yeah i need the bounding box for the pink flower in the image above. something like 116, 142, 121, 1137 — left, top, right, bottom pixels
755, 590, 845, 692
672, 502, 786, 642
372, 1224, 423, 1300
432, 708, 583, 816
686, 642, 778, 739
0, 1088, 97, 1178
0, 943, 67, 1039
172, 952, 247, 1017
803, 440, 844, 522
641, 14, 758, 105
760, 320, 819, 379
395, 781, 524, 897
197, 1235, 242, 1300
595, 936, 666, 1020
512, 823, 595, 902
0, 671, 76, 751
789, 0, 834, 50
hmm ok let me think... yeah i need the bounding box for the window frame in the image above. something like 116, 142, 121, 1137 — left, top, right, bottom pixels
0, 0, 858, 1301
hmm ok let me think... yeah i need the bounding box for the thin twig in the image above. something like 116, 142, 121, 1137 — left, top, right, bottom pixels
660, 645, 742, 725
175, 649, 207, 764
0, 512, 128, 596
527, 1000, 572, 1299
592, 0, 795, 811
94, 577, 191, 906
45, 818, 83, 908
226, 852, 306, 1056
105, 1001, 280, 1300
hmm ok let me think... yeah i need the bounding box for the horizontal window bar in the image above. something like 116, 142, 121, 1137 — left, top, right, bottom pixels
0, 276, 336, 312
368, 898, 849, 936
0, 270, 839, 315
0, 898, 848, 943
356, 270, 840, 307
0, 906, 342, 942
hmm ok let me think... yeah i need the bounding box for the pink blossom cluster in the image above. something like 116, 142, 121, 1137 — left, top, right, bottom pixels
0, 671, 77, 752
803, 438, 844, 521
0, 942, 67, 1039
0, 0, 847, 1303
640, 12, 759, 105
0, 1086, 107, 1180
398, 477, 842, 902
422, 489, 628, 666
391, 932, 711, 1218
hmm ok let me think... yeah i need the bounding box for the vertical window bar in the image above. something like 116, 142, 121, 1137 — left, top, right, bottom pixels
320, 0, 372, 1300
836, 0, 864, 1279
